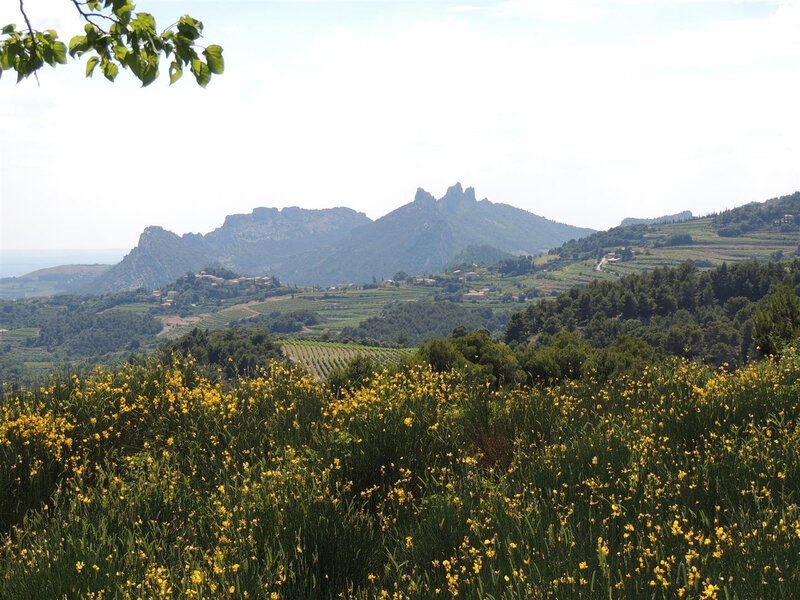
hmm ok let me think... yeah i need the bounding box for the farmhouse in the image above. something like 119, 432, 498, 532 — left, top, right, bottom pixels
462, 290, 487, 301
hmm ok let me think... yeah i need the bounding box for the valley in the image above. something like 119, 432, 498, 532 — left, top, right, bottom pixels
1, 190, 798, 383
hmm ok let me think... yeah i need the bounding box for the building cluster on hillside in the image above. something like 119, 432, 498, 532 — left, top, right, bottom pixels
195, 271, 274, 286
152, 289, 179, 306
452, 269, 481, 281
462, 289, 490, 301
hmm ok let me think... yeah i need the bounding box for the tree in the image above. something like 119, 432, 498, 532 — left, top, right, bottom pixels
1, 0, 223, 86
753, 283, 800, 357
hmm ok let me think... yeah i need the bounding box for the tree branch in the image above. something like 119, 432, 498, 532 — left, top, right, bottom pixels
69, 0, 118, 32
18, 0, 39, 84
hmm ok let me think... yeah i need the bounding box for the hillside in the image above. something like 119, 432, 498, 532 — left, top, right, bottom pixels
88, 207, 371, 293
85, 184, 593, 292
0, 264, 112, 299
501, 191, 799, 296
620, 209, 693, 226
505, 258, 800, 369
278, 184, 594, 285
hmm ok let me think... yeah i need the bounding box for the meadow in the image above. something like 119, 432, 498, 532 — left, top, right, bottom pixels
1, 347, 799, 599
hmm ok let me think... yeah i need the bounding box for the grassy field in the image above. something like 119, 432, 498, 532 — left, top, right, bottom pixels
281, 339, 415, 379
1, 350, 799, 598
164, 286, 439, 340
0, 327, 40, 342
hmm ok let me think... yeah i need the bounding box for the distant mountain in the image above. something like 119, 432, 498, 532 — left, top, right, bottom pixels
449, 245, 515, 267
88, 207, 371, 293
620, 210, 693, 227
85, 184, 594, 292
0, 264, 112, 299
278, 184, 594, 285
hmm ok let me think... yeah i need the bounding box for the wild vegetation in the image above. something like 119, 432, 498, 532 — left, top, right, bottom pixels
506, 259, 800, 370
158, 327, 285, 380
2, 252, 800, 598
2, 344, 800, 598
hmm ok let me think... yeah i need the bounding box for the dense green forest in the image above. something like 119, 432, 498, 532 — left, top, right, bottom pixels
1, 293, 162, 356
506, 260, 800, 370
340, 300, 509, 346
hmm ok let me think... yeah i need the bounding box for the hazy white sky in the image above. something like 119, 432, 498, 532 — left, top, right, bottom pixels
1, 0, 799, 250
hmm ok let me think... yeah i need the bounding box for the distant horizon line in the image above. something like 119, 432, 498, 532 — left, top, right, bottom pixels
1, 248, 129, 253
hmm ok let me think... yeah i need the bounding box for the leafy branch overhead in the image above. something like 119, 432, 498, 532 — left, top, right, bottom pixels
0, 0, 223, 86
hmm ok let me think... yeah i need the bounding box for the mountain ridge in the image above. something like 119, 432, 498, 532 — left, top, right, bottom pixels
620, 210, 693, 227
86, 184, 594, 292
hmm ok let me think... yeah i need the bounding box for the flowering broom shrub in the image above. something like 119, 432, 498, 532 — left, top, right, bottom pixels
1, 348, 799, 598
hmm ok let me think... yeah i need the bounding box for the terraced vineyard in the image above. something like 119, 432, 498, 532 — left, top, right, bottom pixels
493, 217, 800, 297
281, 340, 415, 379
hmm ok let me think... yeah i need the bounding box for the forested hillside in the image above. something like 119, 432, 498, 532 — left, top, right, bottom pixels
713, 191, 800, 237
341, 300, 508, 346
506, 259, 800, 368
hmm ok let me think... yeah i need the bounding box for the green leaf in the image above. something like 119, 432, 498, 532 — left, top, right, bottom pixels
174, 39, 195, 63
102, 60, 119, 82
52, 41, 67, 64
126, 53, 141, 77
2, 24, 16, 35
112, 1, 134, 25
169, 61, 182, 84
203, 45, 224, 74
191, 58, 210, 87
86, 56, 99, 77
177, 17, 200, 41
69, 35, 87, 56
40, 42, 55, 66
140, 58, 158, 86
132, 13, 157, 34
112, 44, 128, 61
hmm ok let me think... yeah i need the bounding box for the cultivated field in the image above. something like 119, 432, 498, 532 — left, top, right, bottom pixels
281, 339, 415, 379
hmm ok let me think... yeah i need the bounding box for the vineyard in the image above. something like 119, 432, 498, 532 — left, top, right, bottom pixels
280, 339, 415, 379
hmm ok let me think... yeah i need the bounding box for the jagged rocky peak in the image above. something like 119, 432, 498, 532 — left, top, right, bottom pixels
138, 225, 179, 245
439, 182, 478, 211
414, 188, 437, 206
140, 225, 169, 237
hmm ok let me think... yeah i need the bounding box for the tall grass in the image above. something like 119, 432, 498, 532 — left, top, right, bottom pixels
1, 349, 799, 598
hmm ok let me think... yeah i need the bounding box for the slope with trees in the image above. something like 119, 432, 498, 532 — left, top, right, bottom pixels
506, 259, 800, 370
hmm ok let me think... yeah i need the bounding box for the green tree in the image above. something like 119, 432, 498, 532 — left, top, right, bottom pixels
326, 354, 377, 397
1, 1, 223, 86
753, 284, 800, 357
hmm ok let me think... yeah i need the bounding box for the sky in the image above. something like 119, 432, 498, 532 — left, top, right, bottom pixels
1, 0, 799, 252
